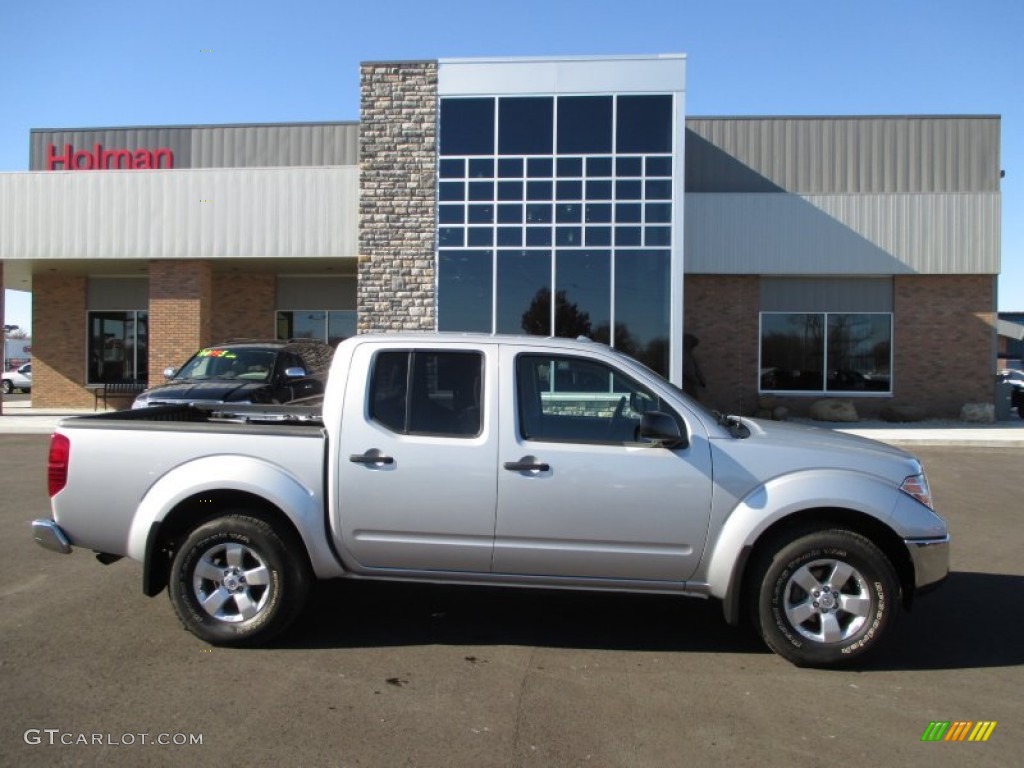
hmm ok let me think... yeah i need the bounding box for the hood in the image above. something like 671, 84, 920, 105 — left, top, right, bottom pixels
709, 415, 922, 490
135, 379, 268, 405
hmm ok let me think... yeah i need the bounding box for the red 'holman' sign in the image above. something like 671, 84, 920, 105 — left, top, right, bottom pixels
46, 143, 174, 171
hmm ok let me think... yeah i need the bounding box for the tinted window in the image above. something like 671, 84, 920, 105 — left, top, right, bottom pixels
499, 97, 553, 155
614, 250, 670, 375
616, 95, 673, 153
438, 251, 492, 332
440, 98, 495, 156
497, 250, 552, 335
557, 96, 613, 154
370, 351, 483, 437
555, 250, 610, 342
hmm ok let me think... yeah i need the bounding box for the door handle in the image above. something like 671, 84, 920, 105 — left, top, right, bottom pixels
504, 459, 550, 472
349, 452, 394, 465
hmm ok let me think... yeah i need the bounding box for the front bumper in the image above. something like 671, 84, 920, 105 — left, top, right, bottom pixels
905, 535, 950, 589
32, 519, 72, 554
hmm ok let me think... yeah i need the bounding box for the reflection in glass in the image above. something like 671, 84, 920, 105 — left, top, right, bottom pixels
438, 251, 493, 332
327, 311, 357, 346
827, 314, 892, 392
497, 250, 552, 335
556, 250, 610, 343
760, 314, 825, 391
88, 311, 148, 383
614, 250, 670, 375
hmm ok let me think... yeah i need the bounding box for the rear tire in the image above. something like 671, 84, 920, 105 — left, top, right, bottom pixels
1, 380, 12, 394
168, 513, 309, 646
750, 528, 900, 667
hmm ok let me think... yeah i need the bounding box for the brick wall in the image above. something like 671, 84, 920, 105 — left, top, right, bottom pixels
684, 275, 760, 416
894, 275, 996, 417
358, 61, 438, 332
148, 260, 212, 386
32, 274, 92, 408
211, 273, 276, 342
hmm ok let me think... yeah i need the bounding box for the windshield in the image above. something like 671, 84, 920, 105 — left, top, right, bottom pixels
175, 348, 276, 382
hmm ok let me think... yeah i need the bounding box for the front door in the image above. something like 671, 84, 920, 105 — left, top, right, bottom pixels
494, 347, 713, 582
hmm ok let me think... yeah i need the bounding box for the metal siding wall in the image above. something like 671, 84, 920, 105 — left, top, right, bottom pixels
685, 117, 1001, 194
0, 167, 358, 259
30, 123, 359, 169
684, 193, 1000, 275
760, 277, 893, 312
277, 276, 357, 309
87, 277, 149, 309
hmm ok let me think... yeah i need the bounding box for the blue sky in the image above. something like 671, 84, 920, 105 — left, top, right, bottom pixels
2, 0, 1021, 332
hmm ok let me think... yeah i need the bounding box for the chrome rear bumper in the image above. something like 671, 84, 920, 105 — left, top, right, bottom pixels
32, 519, 72, 554
905, 535, 950, 589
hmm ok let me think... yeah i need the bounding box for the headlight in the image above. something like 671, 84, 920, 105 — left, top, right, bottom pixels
899, 473, 933, 510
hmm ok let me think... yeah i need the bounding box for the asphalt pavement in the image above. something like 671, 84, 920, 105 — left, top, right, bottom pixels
1, 438, 1021, 767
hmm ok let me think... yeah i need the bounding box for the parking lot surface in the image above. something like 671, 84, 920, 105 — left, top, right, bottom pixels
2, 436, 1021, 767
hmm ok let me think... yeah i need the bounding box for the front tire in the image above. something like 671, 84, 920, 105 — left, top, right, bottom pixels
751, 529, 900, 667
1, 380, 12, 394
169, 514, 309, 646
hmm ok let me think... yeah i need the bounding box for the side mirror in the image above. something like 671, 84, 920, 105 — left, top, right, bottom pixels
283, 366, 307, 379
637, 411, 688, 449
163, 367, 178, 379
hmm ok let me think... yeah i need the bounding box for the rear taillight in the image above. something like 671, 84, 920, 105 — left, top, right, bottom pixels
48, 433, 70, 498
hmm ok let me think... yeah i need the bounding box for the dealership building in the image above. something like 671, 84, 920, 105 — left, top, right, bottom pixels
0, 54, 1003, 417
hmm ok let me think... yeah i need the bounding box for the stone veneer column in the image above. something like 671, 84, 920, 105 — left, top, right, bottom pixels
358, 61, 438, 332
148, 260, 212, 387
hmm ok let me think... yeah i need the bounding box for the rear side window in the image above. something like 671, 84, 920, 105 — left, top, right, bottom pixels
369, 351, 483, 437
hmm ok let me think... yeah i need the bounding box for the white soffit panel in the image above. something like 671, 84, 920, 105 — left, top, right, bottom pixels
438, 55, 686, 95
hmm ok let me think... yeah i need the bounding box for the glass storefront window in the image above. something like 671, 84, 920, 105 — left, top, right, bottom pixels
438, 92, 676, 376
87, 311, 148, 384
760, 312, 892, 394
276, 310, 356, 347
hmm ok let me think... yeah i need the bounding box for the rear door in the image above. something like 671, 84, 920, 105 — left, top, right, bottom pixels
494, 346, 713, 582
335, 342, 497, 572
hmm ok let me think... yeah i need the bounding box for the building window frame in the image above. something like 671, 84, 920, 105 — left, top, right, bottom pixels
758, 311, 893, 396
276, 310, 357, 347
86, 310, 148, 384
437, 92, 676, 376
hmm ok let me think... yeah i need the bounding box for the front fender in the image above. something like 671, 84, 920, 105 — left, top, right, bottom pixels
703, 469, 903, 602
126, 455, 343, 578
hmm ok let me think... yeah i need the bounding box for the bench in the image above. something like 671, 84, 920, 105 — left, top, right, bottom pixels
94, 380, 148, 411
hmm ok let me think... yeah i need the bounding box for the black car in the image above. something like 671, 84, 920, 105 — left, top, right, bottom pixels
132, 340, 334, 409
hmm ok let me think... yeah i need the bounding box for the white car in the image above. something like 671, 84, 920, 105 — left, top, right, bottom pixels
2, 362, 31, 394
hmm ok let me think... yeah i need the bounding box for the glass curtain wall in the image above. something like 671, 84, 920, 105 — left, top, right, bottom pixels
437, 94, 674, 375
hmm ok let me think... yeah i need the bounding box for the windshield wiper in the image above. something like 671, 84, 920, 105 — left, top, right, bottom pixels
713, 410, 751, 438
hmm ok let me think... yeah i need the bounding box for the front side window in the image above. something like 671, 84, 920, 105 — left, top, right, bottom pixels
87, 311, 148, 384
369, 351, 483, 437
516, 354, 673, 444
760, 313, 892, 394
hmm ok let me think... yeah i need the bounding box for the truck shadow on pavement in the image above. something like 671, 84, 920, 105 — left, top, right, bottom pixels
865, 571, 1024, 671
285, 579, 767, 656
283, 571, 1024, 670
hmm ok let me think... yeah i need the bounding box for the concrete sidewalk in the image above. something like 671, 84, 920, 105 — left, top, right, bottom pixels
2, 399, 1023, 446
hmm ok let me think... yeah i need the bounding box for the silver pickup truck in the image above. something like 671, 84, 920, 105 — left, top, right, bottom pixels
32, 334, 949, 667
